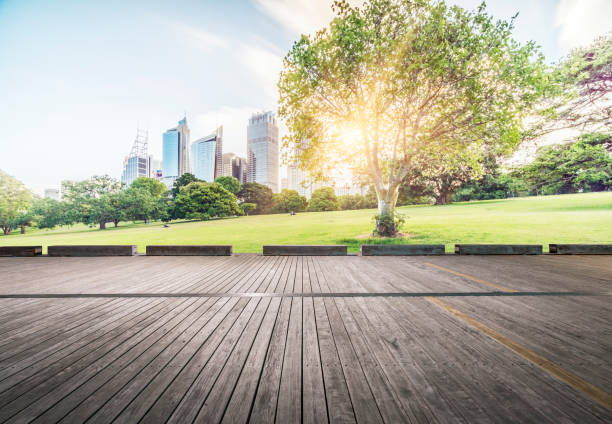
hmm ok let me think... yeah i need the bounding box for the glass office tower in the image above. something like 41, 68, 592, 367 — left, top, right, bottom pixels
190, 135, 217, 182
162, 117, 190, 188
190, 126, 223, 182
247, 111, 279, 192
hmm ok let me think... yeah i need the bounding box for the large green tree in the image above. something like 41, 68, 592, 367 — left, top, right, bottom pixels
272, 189, 308, 213
130, 177, 167, 198
236, 183, 275, 214
517, 132, 611, 195
170, 173, 200, 198
174, 182, 241, 220
537, 34, 611, 134
32, 197, 74, 229
278, 0, 547, 234
0, 170, 32, 235
62, 175, 122, 229
307, 187, 340, 211
214, 176, 241, 194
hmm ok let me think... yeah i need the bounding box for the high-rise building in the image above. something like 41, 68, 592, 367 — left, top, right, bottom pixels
190, 126, 223, 182
222, 152, 247, 183
191, 136, 217, 182
234, 156, 247, 184
162, 117, 190, 188
247, 112, 279, 192
121, 129, 149, 187
281, 177, 288, 191
147, 155, 162, 180
44, 188, 60, 201
222, 152, 235, 177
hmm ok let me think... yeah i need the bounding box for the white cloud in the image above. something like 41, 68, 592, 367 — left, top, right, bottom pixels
555, 0, 612, 53
236, 40, 284, 105
252, 0, 364, 36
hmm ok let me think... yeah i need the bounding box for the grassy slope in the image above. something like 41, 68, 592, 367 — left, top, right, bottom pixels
1, 192, 610, 253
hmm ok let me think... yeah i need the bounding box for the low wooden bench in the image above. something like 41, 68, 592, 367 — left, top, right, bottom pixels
146, 245, 232, 256
455, 244, 542, 255
361, 244, 445, 256
263, 245, 347, 256
0, 246, 42, 257
47, 245, 137, 256
549, 244, 612, 255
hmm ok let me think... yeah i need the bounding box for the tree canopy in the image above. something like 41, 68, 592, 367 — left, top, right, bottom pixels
174, 182, 241, 220
278, 0, 547, 234
517, 132, 611, 195
541, 33, 611, 133
130, 177, 167, 198
307, 187, 340, 211
271, 189, 308, 213
0, 170, 32, 235
237, 183, 274, 214
214, 176, 241, 194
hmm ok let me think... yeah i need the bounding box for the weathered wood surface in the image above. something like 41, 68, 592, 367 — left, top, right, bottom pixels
0, 246, 42, 257
0, 255, 610, 423
47, 245, 137, 256
360, 244, 445, 255
455, 244, 543, 255
263, 245, 347, 256
146, 245, 232, 256
549, 243, 612, 255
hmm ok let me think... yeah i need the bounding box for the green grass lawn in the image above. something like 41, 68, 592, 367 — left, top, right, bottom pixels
2, 192, 611, 253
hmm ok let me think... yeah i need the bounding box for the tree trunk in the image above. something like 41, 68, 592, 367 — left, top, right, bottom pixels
99, 221, 106, 230
2, 227, 10, 235
374, 186, 400, 236
113, 220, 119, 227
20, 225, 25, 234
434, 192, 448, 205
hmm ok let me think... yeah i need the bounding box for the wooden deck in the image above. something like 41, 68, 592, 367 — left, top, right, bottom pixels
0, 254, 610, 423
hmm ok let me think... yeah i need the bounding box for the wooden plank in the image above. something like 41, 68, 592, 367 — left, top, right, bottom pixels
59, 297, 230, 423
275, 256, 303, 423
301, 257, 328, 424
219, 259, 290, 423
126, 258, 281, 423
0, 298, 196, 422
0, 297, 152, 375
165, 298, 263, 423
248, 257, 295, 422
310, 258, 357, 423
20, 298, 205, 424
0, 298, 181, 413
196, 297, 280, 423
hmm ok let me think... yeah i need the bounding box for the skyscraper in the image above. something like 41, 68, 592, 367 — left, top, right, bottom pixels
121, 129, 149, 187
222, 152, 247, 183
147, 155, 162, 180
247, 111, 279, 192
191, 136, 216, 182
234, 156, 248, 184
190, 126, 223, 182
222, 152, 235, 177
162, 117, 190, 188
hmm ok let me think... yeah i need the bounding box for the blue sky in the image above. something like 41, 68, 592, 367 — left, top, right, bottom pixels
0, 0, 610, 193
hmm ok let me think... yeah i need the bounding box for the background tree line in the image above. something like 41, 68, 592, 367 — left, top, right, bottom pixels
1, 127, 609, 236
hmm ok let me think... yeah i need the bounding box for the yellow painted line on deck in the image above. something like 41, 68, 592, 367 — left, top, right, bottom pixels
426, 297, 612, 411
425, 262, 519, 293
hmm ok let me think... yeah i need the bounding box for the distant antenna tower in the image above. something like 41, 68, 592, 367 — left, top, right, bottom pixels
129, 128, 149, 158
